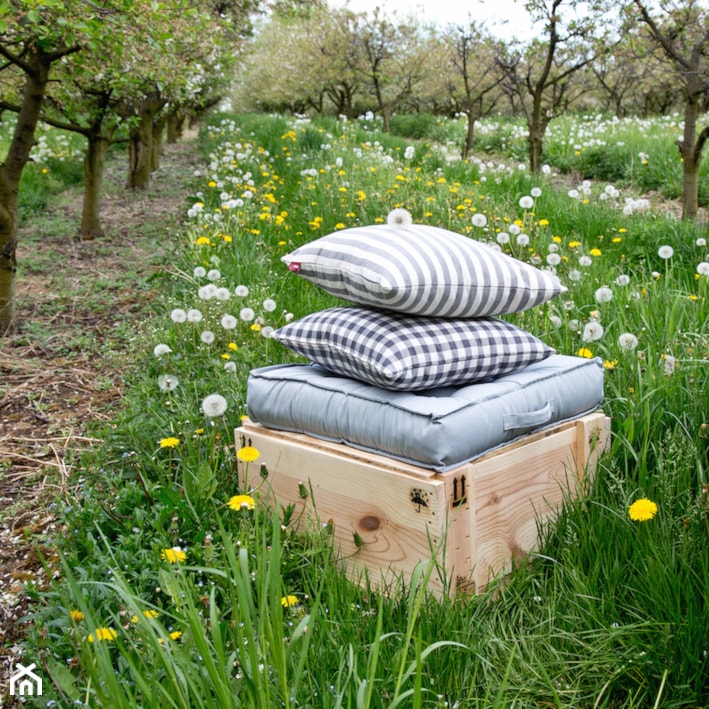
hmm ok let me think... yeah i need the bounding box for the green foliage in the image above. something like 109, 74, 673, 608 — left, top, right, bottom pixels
20, 112, 709, 708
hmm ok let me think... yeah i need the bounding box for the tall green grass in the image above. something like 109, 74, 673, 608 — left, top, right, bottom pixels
15, 112, 709, 708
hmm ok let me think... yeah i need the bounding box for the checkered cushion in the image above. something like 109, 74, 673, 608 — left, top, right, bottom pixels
281, 223, 566, 317
272, 306, 554, 391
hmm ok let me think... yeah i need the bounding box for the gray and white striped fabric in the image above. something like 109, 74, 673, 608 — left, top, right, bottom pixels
272, 306, 554, 391
282, 224, 566, 317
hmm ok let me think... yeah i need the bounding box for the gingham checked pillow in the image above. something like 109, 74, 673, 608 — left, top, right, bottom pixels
281, 223, 566, 318
271, 306, 554, 391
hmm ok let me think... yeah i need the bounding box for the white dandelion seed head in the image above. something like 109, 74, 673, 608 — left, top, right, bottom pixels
170, 308, 187, 323
516, 233, 530, 246
548, 243, 559, 253
519, 195, 534, 209
224, 361, 237, 372
198, 284, 218, 300
695, 237, 706, 247
614, 274, 631, 286
541, 164, 551, 174
546, 253, 561, 266
662, 354, 677, 376
207, 268, 222, 281
235, 285, 249, 297
221, 314, 237, 330
568, 189, 580, 199
387, 208, 413, 227
531, 187, 542, 198
186, 309, 203, 323
200, 330, 215, 344
215, 287, 231, 301
240, 307, 255, 322
193, 266, 206, 278
578, 255, 593, 267
618, 332, 639, 351
496, 232, 510, 244
549, 315, 562, 328
658, 245, 674, 259
158, 374, 179, 392
261, 326, 275, 338
508, 223, 521, 235
697, 262, 709, 276
262, 298, 277, 312
201, 393, 228, 418
582, 321, 605, 342
404, 145, 415, 160
595, 286, 614, 304
472, 213, 488, 228
154, 344, 172, 357
567, 269, 583, 282
284, 312, 294, 322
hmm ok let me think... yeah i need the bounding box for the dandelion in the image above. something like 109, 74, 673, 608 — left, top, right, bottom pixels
158, 374, 179, 392
531, 187, 542, 198
202, 393, 228, 418
594, 286, 613, 303
228, 494, 256, 511
516, 233, 530, 247
240, 307, 255, 322
207, 268, 221, 281
628, 498, 658, 522
519, 195, 534, 209
618, 333, 639, 351
161, 547, 187, 563
131, 610, 159, 623
589, 248, 602, 257
496, 231, 510, 244
546, 253, 561, 266
472, 213, 488, 228
658, 245, 674, 259
193, 266, 206, 278
578, 255, 593, 267
215, 287, 231, 301
281, 595, 299, 608
696, 237, 706, 247
661, 354, 677, 376
549, 315, 562, 328
69, 610, 85, 622
387, 208, 412, 227
221, 314, 237, 330
87, 627, 118, 643
404, 145, 415, 160
237, 446, 260, 462
224, 361, 237, 372
568, 189, 579, 199
170, 308, 187, 323
187, 308, 203, 323
577, 347, 593, 358
198, 284, 218, 300
508, 223, 521, 235
263, 298, 277, 312
200, 330, 215, 344
582, 321, 605, 342
154, 344, 172, 357
235, 285, 250, 297
697, 262, 709, 276
614, 274, 631, 286
159, 437, 180, 448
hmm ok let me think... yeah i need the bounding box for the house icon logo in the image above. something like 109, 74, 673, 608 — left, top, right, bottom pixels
9, 662, 43, 697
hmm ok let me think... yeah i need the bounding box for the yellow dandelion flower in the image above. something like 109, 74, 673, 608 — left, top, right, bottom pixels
590, 248, 602, 257
207, 181, 217, 188
335, 222, 345, 229
160, 437, 180, 449
131, 609, 159, 623
161, 547, 187, 564
628, 498, 658, 522
612, 237, 622, 243
196, 236, 211, 246
237, 446, 260, 462
618, 228, 627, 233
541, 220, 551, 228
70, 610, 85, 622
568, 241, 581, 248
228, 342, 238, 351
221, 353, 231, 360
228, 494, 256, 511
603, 359, 618, 370
87, 627, 118, 642
281, 595, 299, 608
577, 347, 593, 358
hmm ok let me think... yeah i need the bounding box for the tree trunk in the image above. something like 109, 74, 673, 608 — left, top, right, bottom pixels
167, 111, 185, 144
126, 96, 164, 189
0, 50, 52, 333
79, 132, 111, 240
151, 117, 165, 172
462, 110, 475, 160
680, 97, 701, 221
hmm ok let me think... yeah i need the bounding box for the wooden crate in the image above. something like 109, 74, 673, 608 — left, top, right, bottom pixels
235, 412, 610, 596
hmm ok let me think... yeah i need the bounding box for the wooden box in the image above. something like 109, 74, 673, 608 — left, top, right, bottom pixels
236, 412, 610, 596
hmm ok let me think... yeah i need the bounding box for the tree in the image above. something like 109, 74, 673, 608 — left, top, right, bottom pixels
440, 23, 505, 159
497, 0, 611, 172
0, 1, 100, 332
626, 0, 709, 220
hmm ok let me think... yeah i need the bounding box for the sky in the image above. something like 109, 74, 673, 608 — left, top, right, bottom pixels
328, 0, 545, 40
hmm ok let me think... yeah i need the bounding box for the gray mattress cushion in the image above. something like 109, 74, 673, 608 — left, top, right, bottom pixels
246, 354, 605, 472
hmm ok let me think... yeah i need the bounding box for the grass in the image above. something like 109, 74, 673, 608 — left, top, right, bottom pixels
3, 111, 708, 707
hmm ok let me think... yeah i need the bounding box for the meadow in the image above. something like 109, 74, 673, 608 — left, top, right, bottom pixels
4, 111, 709, 707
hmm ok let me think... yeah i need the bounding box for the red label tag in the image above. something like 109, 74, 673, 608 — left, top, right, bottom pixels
287, 262, 301, 273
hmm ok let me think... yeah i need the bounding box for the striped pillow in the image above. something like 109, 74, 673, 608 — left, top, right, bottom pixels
281, 224, 566, 317
272, 306, 554, 391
